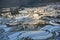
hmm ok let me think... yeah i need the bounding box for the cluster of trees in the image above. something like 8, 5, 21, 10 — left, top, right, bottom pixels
18, 0, 60, 7
0, 0, 60, 8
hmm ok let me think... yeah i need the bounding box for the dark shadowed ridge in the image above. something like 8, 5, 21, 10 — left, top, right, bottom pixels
0, 0, 60, 8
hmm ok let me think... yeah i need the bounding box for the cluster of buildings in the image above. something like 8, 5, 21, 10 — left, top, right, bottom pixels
0, 4, 60, 19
